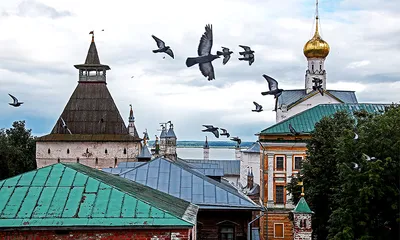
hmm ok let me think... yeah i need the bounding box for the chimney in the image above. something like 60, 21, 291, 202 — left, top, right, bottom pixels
247, 167, 254, 190
203, 136, 209, 160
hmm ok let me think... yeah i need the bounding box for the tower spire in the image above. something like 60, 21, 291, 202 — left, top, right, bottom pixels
315, 0, 319, 36
90, 30, 94, 43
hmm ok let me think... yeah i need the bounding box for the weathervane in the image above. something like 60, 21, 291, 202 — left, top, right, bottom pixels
89, 30, 94, 42
297, 181, 305, 197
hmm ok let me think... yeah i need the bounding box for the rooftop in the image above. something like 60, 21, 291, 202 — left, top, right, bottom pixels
179, 159, 240, 176
117, 158, 260, 210
293, 197, 313, 214
278, 89, 358, 109
261, 103, 388, 135
0, 163, 198, 229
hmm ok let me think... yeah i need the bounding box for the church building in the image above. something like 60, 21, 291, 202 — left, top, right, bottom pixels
35, 34, 142, 169
257, 1, 390, 239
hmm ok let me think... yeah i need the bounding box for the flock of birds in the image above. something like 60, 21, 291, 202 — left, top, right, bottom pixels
6, 24, 327, 146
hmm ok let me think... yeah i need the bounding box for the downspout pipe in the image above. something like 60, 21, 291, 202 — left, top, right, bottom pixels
248, 211, 265, 240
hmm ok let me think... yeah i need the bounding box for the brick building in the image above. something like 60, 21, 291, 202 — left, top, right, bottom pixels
0, 163, 198, 239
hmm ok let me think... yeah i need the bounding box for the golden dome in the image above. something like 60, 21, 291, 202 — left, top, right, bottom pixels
303, 17, 330, 59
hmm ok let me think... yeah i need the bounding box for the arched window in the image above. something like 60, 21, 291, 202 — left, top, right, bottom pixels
95, 158, 98, 166
123, 148, 127, 154
57, 158, 60, 163
105, 149, 108, 154
77, 157, 80, 163
48, 149, 51, 154
303, 219, 307, 228
114, 158, 118, 168
300, 220, 303, 228
67, 149, 70, 154
311, 64, 314, 72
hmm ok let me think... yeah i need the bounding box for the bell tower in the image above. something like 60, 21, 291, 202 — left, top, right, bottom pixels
303, 0, 330, 93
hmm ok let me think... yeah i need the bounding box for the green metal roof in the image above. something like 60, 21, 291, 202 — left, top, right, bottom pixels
261, 103, 387, 135
293, 197, 313, 214
0, 163, 198, 229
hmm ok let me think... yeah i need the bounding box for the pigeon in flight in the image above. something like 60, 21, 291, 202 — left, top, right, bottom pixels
238, 45, 255, 66
8, 94, 23, 107
238, 45, 254, 55
362, 153, 377, 161
151, 35, 174, 59
289, 123, 300, 136
312, 77, 324, 96
252, 101, 263, 112
60, 117, 72, 135
351, 162, 361, 171
261, 74, 284, 111
217, 47, 233, 65
354, 132, 359, 140
186, 24, 220, 81
230, 136, 242, 146
202, 125, 219, 138
220, 128, 230, 138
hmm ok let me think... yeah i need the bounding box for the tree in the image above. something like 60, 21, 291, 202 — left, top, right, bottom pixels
328, 106, 400, 240
0, 121, 36, 180
287, 106, 400, 240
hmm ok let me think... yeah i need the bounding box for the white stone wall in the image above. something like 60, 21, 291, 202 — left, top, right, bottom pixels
294, 213, 312, 240
276, 93, 341, 122
36, 141, 141, 169
224, 176, 240, 188
240, 152, 261, 187
305, 58, 326, 93
203, 148, 209, 160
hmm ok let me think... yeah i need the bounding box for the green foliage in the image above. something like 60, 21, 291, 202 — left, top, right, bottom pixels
0, 121, 37, 180
286, 106, 400, 240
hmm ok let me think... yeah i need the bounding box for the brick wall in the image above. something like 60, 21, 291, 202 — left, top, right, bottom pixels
0, 229, 191, 240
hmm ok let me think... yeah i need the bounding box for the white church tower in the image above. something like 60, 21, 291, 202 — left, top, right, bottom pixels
303, 0, 330, 94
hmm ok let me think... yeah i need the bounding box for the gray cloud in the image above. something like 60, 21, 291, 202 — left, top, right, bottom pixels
15, 0, 72, 19
0, 0, 400, 141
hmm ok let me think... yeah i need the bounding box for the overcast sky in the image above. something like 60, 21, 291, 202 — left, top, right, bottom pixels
0, 0, 399, 141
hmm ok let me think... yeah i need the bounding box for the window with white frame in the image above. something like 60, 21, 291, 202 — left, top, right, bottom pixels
275, 156, 285, 170
294, 156, 303, 170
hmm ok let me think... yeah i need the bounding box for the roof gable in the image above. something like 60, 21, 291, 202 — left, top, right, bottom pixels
0, 163, 197, 229
261, 103, 387, 135
118, 158, 260, 210
278, 89, 358, 108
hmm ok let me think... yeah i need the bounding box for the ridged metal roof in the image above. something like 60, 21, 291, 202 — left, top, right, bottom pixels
180, 159, 240, 176
261, 103, 388, 135
119, 158, 260, 210
138, 144, 152, 159
0, 163, 198, 228
241, 142, 261, 153
277, 89, 358, 108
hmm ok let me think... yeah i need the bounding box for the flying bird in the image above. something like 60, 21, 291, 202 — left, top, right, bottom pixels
289, 123, 300, 136
238, 45, 254, 55
131, 76, 134, 78
230, 136, 242, 146
312, 77, 324, 96
8, 94, 23, 107
202, 125, 219, 138
151, 35, 174, 59
216, 47, 233, 65
60, 117, 72, 135
186, 24, 220, 81
354, 132, 359, 140
351, 162, 361, 171
252, 101, 263, 112
261, 74, 284, 111
238, 45, 255, 65
362, 153, 377, 161
220, 128, 230, 138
